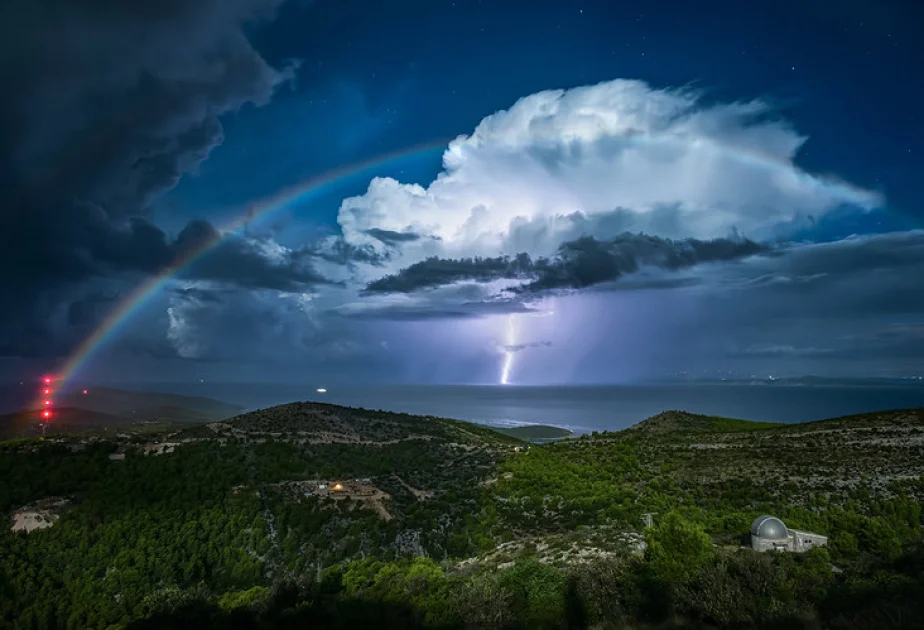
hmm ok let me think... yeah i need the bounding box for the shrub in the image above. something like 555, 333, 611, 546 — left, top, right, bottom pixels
567, 557, 642, 628
497, 558, 568, 629
678, 551, 799, 626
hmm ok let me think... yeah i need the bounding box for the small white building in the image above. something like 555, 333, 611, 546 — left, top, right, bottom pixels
751, 515, 827, 553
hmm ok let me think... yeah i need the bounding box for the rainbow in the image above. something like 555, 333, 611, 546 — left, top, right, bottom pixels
54, 138, 449, 388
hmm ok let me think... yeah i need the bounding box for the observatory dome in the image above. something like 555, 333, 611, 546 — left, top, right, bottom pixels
751, 515, 788, 540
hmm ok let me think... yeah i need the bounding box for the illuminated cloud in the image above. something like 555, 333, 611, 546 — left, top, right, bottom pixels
337, 79, 882, 271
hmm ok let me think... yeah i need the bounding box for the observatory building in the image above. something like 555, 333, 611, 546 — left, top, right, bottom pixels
750, 515, 827, 553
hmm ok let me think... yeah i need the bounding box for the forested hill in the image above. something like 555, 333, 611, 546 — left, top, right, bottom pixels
625, 409, 782, 433
1, 403, 922, 629
197, 401, 520, 446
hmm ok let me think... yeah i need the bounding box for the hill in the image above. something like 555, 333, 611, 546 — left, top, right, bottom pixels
626, 409, 782, 433
497, 407, 924, 534
55, 387, 242, 419
204, 400, 516, 445
0, 402, 922, 629
0, 388, 242, 440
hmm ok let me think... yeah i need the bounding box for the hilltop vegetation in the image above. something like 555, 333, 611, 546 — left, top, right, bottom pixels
0, 403, 922, 629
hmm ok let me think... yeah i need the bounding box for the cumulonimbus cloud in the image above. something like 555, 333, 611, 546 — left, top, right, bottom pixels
336, 79, 882, 275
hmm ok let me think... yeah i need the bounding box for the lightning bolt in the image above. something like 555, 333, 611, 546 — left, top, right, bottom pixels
500, 314, 516, 385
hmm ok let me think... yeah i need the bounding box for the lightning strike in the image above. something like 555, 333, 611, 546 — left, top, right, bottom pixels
500, 314, 517, 385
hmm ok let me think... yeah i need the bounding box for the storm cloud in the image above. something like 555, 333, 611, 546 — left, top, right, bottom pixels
365, 229, 423, 245
0, 0, 297, 356
363, 233, 769, 294
172, 221, 332, 292
364, 253, 533, 293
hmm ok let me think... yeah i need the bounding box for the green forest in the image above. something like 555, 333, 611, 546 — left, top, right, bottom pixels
1, 405, 922, 629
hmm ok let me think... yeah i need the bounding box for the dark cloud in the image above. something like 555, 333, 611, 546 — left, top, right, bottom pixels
363, 233, 769, 294
27, 213, 330, 291
365, 228, 422, 245
523, 233, 769, 292
2, 0, 293, 212
310, 238, 388, 266
166, 288, 319, 361
173, 221, 332, 292
364, 253, 533, 293
0, 0, 296, 357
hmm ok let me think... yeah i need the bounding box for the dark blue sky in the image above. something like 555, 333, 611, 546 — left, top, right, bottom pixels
166, 0, 921, 235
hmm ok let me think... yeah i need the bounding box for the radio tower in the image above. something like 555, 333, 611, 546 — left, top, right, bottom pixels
39, 376, 54, 437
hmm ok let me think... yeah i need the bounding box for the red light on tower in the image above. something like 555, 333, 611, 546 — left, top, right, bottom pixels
43, 388, 51, 395
43, 399, 52, 406
43, 377, 52, 385
82, 389, 88, 395
42, 410, 51, 420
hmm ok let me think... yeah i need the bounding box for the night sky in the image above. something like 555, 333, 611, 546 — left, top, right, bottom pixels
1, 0, 922, 385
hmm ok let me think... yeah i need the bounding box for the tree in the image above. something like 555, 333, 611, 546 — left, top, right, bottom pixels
644, 512, 714, 584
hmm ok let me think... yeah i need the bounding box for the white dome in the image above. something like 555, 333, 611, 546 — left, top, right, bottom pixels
751, 515, 788, 540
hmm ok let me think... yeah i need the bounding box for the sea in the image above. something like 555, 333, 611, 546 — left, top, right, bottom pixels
4, 382, 919, 435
